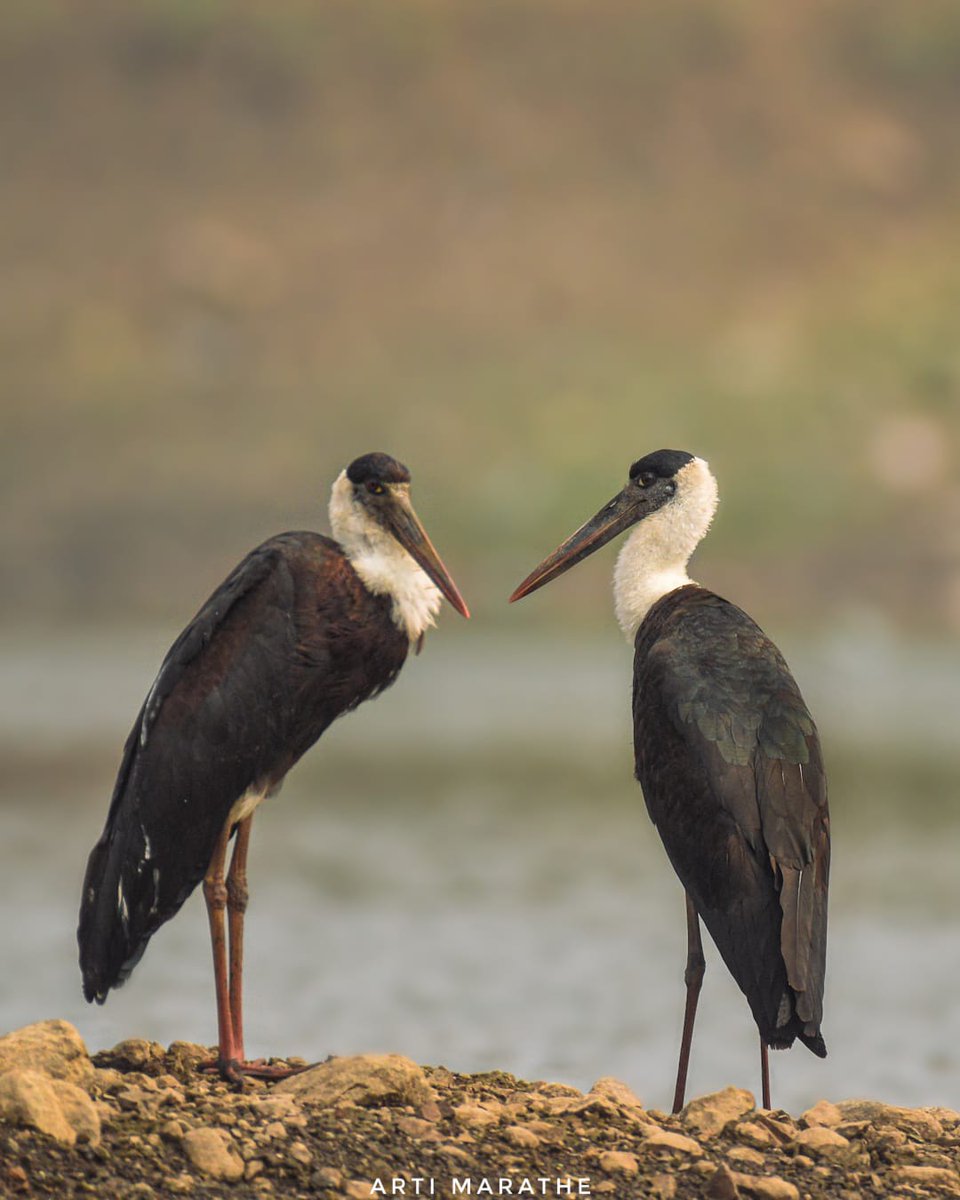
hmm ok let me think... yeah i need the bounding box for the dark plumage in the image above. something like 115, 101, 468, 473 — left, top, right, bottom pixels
633, 585, 828, 1056
510, 450, 829, 1110
78, 534, 407, 1002
78, 454, 468, 1080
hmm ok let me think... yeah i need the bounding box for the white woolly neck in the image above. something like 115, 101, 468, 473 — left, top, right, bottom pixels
328, 471, 442, 643
613, 457, 719, 641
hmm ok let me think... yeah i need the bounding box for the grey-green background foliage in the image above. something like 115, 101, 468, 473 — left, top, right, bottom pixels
1, 2, 958, 1110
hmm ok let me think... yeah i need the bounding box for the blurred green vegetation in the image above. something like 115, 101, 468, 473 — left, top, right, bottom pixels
1, 1, 958, 631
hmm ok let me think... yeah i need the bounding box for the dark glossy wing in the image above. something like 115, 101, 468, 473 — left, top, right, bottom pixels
634, 586, 829, 1051
78, 532, 409, 1003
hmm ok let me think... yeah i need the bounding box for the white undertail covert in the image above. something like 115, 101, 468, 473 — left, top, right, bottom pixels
329, 471, 442, 643
614, 457, 719, 641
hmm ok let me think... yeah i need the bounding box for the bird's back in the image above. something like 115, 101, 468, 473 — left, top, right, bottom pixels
78, 531, 409, 1002
632, 585, 829, 1054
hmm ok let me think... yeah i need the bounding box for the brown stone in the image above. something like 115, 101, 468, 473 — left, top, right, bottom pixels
801, 1099, 842, 1127
453, 1102, 501, 1127
836, 1100, 943, 1139
888, 1166, 960, 1195
0, 1069, 77, 1145
0, 1021, 94, 1087
504, 1124, 539, 1148
730, 1174, 800, 1200
726, 1146, 765, 1167
589, 1077, 644, 1109
706, 1163, 740, 1198
273, 1054, 436, 1112
793, 1125, 850, 1158
650, 1175, 677, 1200
598, 1149, 639, 1175
181, 1126, 245, 1181
684, 1087, 755, 1138
51, 1078, 101, 1146
643, 1127, 704, 1156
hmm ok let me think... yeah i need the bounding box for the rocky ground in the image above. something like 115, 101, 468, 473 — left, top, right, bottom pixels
0, 1022, 958, 1200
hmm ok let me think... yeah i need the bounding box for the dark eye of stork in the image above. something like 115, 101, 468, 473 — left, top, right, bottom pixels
366, 481, 386, 496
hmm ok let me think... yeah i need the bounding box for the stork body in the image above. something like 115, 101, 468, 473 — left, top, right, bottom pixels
510, 450, 829, 1111
79, 453, 468, 1081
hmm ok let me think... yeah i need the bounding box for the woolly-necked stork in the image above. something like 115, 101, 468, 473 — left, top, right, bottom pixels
79, 452, 469, 1082
510, 449, 828, 1111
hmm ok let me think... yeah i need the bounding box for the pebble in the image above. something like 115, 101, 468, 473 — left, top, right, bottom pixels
801, 1099, 842, 1127
288, 1139, 312, 1165
649, 1175, 677, 1199
793, 1125, 850, 1158
643, 1127, 704, 1157
598, 1150, 639, 1176
181, 1126, 245, 1181
504, 1124, 540, 1148
729, 1173, 799, 1200
705, 1163, 739, 1199
889, 1166, 960, 1194
589, 1077, 644, 1109
453, 1102, 501, 1127
684, 1087, 755, 1138
726, 1145, 765, 1167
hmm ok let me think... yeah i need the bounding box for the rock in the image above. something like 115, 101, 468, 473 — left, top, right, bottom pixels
650, 1176, 677, 1200
101, 1038, 166, 1072
0, 1069, 78, 1145
706, 1163, 740, 1198
836, 1100, 943, 1139
453, 1102, 501, 1127
729, 1174, 799, 1200
344, 1184, 374, 1200
273, 1054, 436, 1112
51, 1079, 101, 1146
167, 1042, 212, 1074
598, 1150, 639, 1176
801, 1099, 842, 1127
245, 1159, 265, 1181
396, 1116, 438, 1138
288, 1139, 312, 1165
684, 1087, 755, 1138
792, 1125, 850, 1158
643, 1127, 704, 1156
181, 1126, 245, 1181
888, 1166, 960, 1195
0, 1021, 94, 1087
734, 1123, 772, 1152
589, 1077, 644, 1109
315, 1167, 343, 1188
726, 1146, 765, 1167
504, 1124, 539, 1148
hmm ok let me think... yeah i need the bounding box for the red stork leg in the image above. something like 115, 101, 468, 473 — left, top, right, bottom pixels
672, 891, 705, 1114
226, 815, 252, 1061
202, 820, 242, 1083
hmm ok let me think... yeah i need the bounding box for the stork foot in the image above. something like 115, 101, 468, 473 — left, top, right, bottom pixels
199, 1057, 314, 1087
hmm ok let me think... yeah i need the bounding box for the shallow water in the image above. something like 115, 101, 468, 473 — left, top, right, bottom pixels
0, 628, 957, 1114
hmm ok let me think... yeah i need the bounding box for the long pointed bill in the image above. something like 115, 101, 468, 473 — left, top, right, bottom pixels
384, 495, 470, 618
509, 487, 639, 603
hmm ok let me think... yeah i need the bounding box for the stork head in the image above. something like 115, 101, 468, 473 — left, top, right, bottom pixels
509, 450, 718, 605
331, 452, 469, 625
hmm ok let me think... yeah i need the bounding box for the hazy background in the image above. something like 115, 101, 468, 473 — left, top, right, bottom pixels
1, 1, 958, 1113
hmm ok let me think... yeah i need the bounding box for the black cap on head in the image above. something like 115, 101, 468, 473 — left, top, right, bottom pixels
346, 452, 411, 486
628, 449, 694, 481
